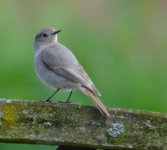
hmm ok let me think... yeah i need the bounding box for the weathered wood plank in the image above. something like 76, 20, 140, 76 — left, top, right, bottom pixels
0, 99, 166, 149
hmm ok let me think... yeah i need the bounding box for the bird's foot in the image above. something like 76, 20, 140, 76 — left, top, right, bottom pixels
40, 99, 52, 102
58, 100, 71, 104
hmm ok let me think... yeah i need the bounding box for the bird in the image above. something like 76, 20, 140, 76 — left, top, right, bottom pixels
33, 27, 110, 117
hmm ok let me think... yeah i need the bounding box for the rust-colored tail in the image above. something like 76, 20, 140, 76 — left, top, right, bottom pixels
80, 87, 110, 117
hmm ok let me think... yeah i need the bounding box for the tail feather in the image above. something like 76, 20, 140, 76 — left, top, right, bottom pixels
80, 87, 110, 117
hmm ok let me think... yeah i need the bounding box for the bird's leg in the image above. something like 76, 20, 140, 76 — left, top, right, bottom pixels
45, 88, 60, 102
66, 91, 73, 103
58, 91, 73, 103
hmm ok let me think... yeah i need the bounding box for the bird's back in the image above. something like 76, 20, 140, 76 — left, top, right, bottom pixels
41, 43, 79, 68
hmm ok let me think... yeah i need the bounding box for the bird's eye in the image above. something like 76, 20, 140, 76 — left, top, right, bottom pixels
42, 33, 48, 38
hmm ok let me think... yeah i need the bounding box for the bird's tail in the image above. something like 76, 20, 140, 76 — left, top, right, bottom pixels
80, 87, 110, 117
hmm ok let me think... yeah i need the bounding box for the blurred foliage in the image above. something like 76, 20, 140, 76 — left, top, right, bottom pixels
0, 0, 167, 149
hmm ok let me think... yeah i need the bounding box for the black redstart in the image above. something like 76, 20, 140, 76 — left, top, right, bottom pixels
34, 27, 110, 117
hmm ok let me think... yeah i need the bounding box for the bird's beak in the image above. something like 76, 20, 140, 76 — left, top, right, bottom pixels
52, 30, 62, 35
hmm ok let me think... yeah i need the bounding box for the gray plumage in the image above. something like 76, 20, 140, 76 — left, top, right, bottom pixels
34, 27, 110, 117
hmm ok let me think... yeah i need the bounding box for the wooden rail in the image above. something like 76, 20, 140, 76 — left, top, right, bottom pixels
0, 99, 166, 149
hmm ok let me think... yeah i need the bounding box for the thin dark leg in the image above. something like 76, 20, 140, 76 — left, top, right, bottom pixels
66, 91, 73, 103
46, 88, 60, 102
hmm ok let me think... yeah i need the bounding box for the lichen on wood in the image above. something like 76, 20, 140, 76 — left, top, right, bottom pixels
0, 98, 166, 149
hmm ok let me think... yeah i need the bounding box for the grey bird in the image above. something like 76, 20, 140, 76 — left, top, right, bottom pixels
33, 27, 110, 117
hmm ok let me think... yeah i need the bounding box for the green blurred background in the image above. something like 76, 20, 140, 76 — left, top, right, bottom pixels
0, 0, 167, 149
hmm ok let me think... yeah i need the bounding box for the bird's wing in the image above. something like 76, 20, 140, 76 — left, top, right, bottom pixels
41, 45, 101, 96
42, 60, 81, 83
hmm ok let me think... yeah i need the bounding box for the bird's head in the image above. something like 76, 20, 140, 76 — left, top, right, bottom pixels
34, 27, 61, 49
